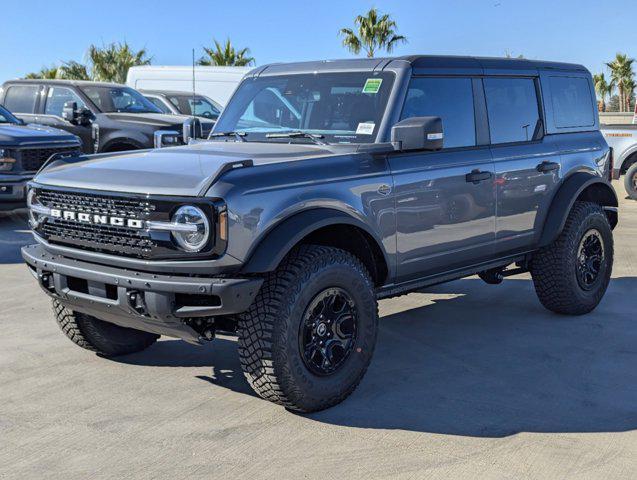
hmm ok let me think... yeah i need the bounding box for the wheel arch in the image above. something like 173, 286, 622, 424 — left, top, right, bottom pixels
100, 138, 145, 153
538, 172, 618, 247
241, 208, 390, 286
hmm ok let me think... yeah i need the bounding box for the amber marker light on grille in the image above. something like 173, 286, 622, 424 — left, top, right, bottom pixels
218, 210, 228, 242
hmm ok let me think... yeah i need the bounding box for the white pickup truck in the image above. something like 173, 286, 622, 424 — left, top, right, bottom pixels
602, 124, 637, 198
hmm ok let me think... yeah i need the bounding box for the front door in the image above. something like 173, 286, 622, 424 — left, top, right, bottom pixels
34, 86, 93, 153
389, 76, 496, 281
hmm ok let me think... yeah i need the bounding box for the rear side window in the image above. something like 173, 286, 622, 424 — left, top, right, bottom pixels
3, 85, 39, 113
401, 77, 475, 148
484, 78, 541, 144
549, 76, 595, 128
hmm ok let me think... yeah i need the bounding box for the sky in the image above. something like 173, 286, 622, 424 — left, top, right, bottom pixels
1, 0, 636, 81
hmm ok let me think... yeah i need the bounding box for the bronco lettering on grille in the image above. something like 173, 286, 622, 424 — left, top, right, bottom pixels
50, 209, 144, 229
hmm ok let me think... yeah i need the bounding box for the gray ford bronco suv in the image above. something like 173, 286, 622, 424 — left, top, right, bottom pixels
22, 56, 617, 412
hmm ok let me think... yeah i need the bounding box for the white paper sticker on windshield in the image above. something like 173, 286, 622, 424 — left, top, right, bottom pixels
356, 122, 375, 135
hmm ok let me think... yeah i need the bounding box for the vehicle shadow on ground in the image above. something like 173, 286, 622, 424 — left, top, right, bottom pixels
116, 276, 637, 437
0, 210, 31, 264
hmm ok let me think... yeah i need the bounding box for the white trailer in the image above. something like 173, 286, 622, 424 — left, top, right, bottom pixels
126, 65, 251, 107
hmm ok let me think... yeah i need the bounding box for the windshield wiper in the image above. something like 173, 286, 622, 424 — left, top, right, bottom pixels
209, 131, 247, 142
265, 131, 328, 145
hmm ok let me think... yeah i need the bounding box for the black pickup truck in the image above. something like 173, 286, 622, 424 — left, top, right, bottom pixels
0, 80, 214, 154
0, 104, 80, 210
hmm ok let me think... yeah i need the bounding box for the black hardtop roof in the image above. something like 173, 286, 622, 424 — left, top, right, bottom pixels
250, 55, 588, 76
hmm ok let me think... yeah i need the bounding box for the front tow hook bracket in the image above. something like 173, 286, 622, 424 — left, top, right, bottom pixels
127, 290, 149, 316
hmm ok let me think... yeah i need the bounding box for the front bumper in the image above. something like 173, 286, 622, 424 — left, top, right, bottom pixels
0, 173, 31, 210
22, 244, 263, 344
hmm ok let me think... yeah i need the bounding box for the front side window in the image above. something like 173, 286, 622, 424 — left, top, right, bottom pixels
549, 76, 595, 128
3, 85, 39, 113
214, 72, 394, 143
44, 87, 87, 117
80, 86, 162, 114
167, 95, 221, 119
401, 77, 476, 148
484, 78, 541, 144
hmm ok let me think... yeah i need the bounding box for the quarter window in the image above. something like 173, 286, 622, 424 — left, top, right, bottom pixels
549, 76, 595, 128
44, 87, 87, 117
484, 78, 541, 144
3, 85, 39, 113
401, 77, 476, 149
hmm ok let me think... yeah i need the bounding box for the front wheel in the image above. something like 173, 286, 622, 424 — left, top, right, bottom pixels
237, 245, 378, 413
530, 201, 613, 315
624, 163, 637, 200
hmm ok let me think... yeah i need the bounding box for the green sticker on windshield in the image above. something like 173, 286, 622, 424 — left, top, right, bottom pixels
362, 78, 383, 94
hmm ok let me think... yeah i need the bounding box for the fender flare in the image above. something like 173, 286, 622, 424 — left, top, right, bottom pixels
100, 135, 146, 153
241, 208, 390, 275
618, 145, 637, 173
538, 172, 618, 247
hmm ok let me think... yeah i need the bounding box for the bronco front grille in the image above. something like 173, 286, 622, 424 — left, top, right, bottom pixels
37, 188, 157, 258
18, 146, 81, 172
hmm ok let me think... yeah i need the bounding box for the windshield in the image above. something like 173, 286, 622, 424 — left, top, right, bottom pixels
167, 94, 221, 120
214, 72, 394, 143
80, 85, 162, 114
0, 105, 20, 124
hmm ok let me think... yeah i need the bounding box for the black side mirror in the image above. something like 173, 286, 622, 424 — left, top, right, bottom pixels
77, 107, 92, 126
391, 116, 443, 151
62, 101, 78, 123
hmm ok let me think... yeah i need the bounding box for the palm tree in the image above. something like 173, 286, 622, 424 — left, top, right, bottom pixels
593, 73, 612, 111
57, 60, 90, 81
198, 39, 255, 67
25, 65, 58, 79
339, 8, 407, 58
606, 53, 635, 112
88, 42, 152, 84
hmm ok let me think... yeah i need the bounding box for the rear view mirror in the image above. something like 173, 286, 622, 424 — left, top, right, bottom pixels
391, 116, 443, 151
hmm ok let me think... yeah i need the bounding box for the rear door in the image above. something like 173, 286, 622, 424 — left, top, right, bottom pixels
2, 84, 41, 123
388, 76, 496, 280
485, 76, 561, 256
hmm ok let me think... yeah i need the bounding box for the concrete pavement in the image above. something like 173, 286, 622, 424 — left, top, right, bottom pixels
1, 182, 636, 479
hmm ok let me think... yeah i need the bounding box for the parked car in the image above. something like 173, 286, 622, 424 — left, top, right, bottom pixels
23, 56, 617, 413
141, 90, 222, 121
601, 124, 637, 198
126, 65, 250, 106
0, 80, 214, 153
0, 104, 80, 210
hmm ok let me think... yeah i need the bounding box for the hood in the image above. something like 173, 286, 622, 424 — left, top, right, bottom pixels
0, 123, 79, 146
33, 141, 339, 196
102, 112, 215, 131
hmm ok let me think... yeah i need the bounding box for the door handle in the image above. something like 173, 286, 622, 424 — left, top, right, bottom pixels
465, 169, 492, 184
536, 161, 560, 173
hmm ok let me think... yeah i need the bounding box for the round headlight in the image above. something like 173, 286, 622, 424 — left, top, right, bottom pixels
171, 205, 210, 252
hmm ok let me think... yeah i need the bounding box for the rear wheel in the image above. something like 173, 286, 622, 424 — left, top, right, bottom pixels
237, 245, 378, 413
53, 300, 159, 356
624, 162, 637, 199
530, 201, 613, 315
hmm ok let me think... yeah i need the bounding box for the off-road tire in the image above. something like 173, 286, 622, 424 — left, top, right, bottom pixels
530, 201, 613, 315
624, 163, 637, 200
53, 300, 159, 356
237, 245, 378, 413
